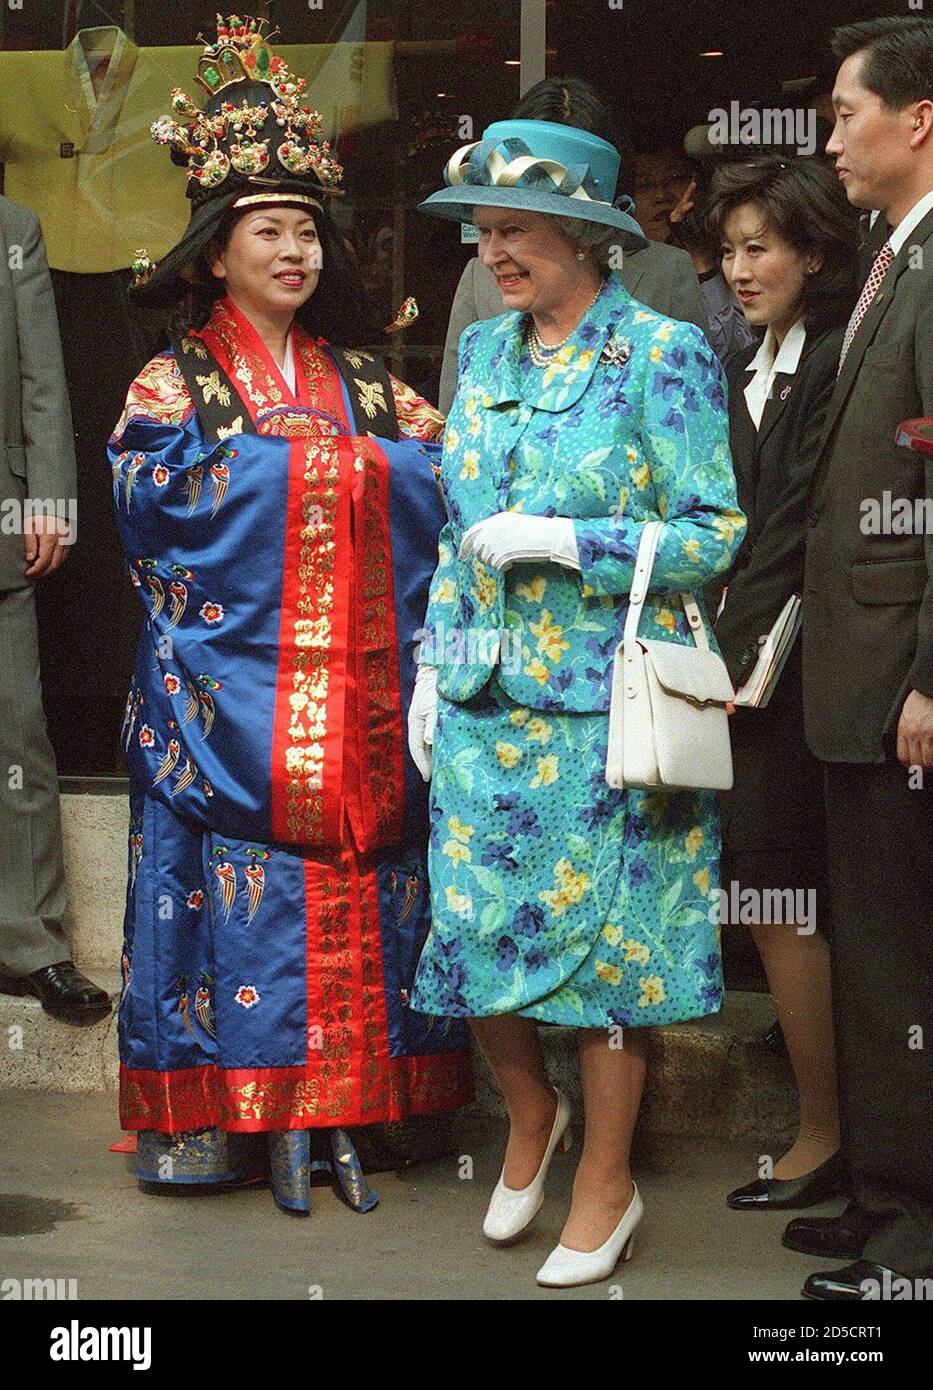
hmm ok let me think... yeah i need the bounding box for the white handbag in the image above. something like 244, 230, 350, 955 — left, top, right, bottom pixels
605, 520, 734, 792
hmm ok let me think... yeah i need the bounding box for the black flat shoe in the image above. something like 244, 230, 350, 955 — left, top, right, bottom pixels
0, 960, 112, 1024
783, 1203, 874, 1259
802, 1260, 898, 1301
727, 1149, 844, 1211
757, 1020, 788, 1057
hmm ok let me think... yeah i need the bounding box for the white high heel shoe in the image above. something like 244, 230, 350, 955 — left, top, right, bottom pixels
482, 1088, 573, 1244
536, 1182, 643, 1287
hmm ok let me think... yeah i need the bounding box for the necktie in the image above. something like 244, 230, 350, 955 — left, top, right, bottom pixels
838, 240, 895, 372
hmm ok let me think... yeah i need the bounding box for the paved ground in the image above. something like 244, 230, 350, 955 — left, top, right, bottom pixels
0, 1090, 841, 1302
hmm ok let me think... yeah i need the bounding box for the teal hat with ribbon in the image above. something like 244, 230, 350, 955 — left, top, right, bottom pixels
418, 118, 648, 253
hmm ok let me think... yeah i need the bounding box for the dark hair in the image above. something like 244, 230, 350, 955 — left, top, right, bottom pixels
831, 16, 933, 111
511, 77, 636, 196
167, 208, 243, 337
169, 202, 383, 346
512, 77, 619, 145
706, 157, 860, 336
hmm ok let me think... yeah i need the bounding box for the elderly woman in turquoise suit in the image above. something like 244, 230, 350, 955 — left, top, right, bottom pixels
408, 119, 745, 1287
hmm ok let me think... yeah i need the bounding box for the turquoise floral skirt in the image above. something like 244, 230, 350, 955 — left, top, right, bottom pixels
410, 681, 724, 1028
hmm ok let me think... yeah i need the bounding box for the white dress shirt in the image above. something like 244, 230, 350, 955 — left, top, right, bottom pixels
888, 187, 933, 256
743, 318, 808, 431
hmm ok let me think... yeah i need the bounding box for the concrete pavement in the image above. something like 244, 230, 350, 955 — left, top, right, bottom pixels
0, 1090, 836, 1301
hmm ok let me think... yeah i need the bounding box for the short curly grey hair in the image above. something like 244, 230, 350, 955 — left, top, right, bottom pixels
550, 214, 624, 270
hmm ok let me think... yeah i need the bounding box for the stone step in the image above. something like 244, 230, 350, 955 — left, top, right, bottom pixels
0, 970, 122, 1094
60, 791, 129, 970
0, 985, 794, 1146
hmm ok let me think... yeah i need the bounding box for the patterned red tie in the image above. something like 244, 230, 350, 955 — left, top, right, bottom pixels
838, 239, 895, 372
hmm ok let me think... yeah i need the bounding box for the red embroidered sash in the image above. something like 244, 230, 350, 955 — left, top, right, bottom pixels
193, 299, 404, 853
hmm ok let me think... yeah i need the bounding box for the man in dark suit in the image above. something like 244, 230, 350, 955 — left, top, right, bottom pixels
0, 195, 110, 1022
793, 17, 933, 1298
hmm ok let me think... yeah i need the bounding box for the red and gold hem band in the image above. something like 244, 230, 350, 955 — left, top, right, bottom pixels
119, 1052, 474, 1134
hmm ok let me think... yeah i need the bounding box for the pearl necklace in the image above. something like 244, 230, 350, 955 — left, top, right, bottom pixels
524, 284, 603, 367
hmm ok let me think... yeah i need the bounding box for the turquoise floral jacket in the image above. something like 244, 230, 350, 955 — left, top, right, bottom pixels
421, 274, 746, 712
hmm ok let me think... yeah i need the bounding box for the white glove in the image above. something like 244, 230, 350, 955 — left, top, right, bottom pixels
458, 512, 580, 572
408, 663, 438, 782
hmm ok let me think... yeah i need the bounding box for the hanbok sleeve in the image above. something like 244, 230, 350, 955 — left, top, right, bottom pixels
108, 351, 295, 841
389, 373, 446, 442
112, 351, 197, 439
572, 321, 746, 599
108, 351, 242, 598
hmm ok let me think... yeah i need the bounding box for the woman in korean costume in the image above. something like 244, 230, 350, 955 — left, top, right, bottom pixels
109, 16, 471, 1216
408, 120, 745, 1284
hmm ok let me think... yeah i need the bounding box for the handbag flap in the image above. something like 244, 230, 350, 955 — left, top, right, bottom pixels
639, 639, 735, 706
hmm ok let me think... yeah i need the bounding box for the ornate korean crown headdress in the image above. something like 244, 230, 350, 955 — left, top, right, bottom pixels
132, 13, 416, 336
149, 14, 343, 195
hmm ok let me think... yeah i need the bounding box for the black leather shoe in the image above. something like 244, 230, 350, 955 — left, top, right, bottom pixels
0, 961, 112, 1024
783, 1204, 872, 1259
803, 1260, 899, 1301
727, 1150, 844, 1211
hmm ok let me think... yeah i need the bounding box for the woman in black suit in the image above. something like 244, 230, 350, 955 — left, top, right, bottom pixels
705, 158, 860, 1210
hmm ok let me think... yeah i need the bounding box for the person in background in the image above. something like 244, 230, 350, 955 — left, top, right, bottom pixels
437, 81, 709, 414
0, 194, 111, 1024
631, 145, 696, 243
668, 165, 758, 366
705, 156, 859, 1218
797, 15, 933, 1300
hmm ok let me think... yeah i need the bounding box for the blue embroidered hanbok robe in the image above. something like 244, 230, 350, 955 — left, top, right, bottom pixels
109, 297, 471, 1210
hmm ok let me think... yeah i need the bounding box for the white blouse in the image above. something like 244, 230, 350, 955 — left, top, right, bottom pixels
743, 318, 807, 431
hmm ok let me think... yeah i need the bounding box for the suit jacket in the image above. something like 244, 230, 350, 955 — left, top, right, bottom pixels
803, 205, 933, 763
718, 324, 845, 683
0, 196, 76, 592
437, 240, 710, 413
716, 324, 844, 851
422, 274, 745, 713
